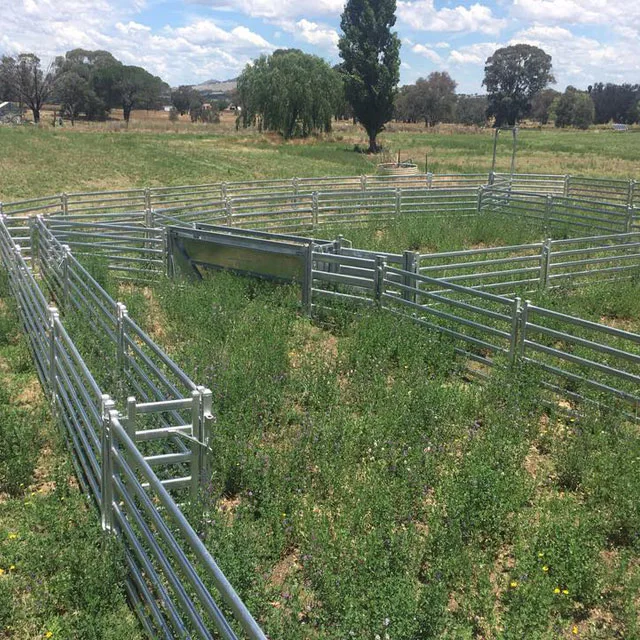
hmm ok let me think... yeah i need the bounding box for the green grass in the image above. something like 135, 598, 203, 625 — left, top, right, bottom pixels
2, 123, 640, 637
1, 125, 639, 202
108, 271, 640, 640
0, 271, 141, 640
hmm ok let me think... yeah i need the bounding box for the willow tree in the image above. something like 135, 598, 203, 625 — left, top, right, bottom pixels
237, 49, 342, 139
339, 0, 400, 152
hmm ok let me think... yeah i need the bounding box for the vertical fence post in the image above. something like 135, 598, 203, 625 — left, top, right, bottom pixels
427, 173, 433, 189
126, 396, 137, 475
48, 306, 59, 407
360, 175, 367, 192
563, 175, 570, 198
190, 389, 203, 499
488, 171, 495, 186
509, 297, 522, 364
61, 193, 68, 216
476, 186, 484, 214
116, 303, 128, 398
199, 387, 214, 492
395, 188, 401, 217
331, 235, 343, 275
144, 187, 151, 213
540, 238, 552, 289
628, 179, 635, 208
302, 242, 315, 316
402, 250, 419, 303
626, 206, 634, 233
62, 244, 71, 308
221, 182, 228, 201
312, 191, 319, 230
374, 255, 386, 307
544, 195, 553, 235
518, 300, 530, 359
101, 397, 116, 533
225, 198, 233, 227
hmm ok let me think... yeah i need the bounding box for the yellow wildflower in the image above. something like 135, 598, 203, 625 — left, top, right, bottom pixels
509, 580, 518, 588
537, 552, 544, 558
8, 566, 14, 571
563, 589, 569, 595
572, 626, 578, 635
554, 588, 561, 594
45, 632, 53, 639
7, 533, 17, 540
0, 568, 5, 576
542, 566, 549, 572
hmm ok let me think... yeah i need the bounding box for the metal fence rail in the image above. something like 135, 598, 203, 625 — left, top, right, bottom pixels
310, 244, 640, 414
0, 213, 267, 639
3, 170, 640, 637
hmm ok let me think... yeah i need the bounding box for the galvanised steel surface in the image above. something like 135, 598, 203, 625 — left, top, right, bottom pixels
0, 213, 267, 639
2, 170, 640, 638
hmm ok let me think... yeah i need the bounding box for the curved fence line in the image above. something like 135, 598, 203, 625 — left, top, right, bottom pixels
2, 171, 640, 638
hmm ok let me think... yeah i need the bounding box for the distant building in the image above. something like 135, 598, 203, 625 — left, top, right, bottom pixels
163, 105, 173, 112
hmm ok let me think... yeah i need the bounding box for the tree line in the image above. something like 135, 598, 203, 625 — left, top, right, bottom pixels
232, 0, 640, 150
0, 49, 168, 124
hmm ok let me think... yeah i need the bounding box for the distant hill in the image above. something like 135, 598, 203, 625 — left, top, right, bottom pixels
192, 78, 237, 95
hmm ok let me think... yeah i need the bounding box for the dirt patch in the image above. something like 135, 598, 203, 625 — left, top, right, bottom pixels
269, 551, 301, 589
217, 494, 241, 524
599, 315, 636, 332
15, 376, 43, 409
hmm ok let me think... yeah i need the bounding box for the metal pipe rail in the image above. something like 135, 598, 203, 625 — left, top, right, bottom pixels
0, 214, 268, 638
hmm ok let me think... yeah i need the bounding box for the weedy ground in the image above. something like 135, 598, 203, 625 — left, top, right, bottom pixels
110, 265, 640, 640
2, 123, 640, 638
0, 270, 142, 640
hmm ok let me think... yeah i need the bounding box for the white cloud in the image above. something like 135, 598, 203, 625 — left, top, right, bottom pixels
435, 42, 451, 49
448, 42, 499, 65
203, 0, 344, 20
511, 0, 640, 26
412, 44, 442, 63
398, 1, 506, 35
286, 19, 339, 50
0, 2, 275, 85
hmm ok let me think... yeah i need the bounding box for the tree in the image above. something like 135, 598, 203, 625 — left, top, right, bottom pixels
589, 83, 640, 124
55, 71, 92, 125
552, 87, 594, 129
237, 49, 342, 139
339, 0, 401, 152
483, 44, 554, 127
531, 88, 560, 125
395, 73, 457, 127
454, 95, 488, 126
171, 85, 199, 115
12, 54, 55, 123
0, 56, 17, 102
115, 66, 167, 123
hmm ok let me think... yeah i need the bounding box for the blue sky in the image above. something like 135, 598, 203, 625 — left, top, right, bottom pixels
2, 0, 639, 93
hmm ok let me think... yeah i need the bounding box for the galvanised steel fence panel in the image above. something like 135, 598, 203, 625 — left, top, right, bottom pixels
399, 187, 479, 217
150, 183, 224, 210
520, 302, 640, 414
316, 189, 396, 228
566, 176, 636, 206
1, 215, 34, 257
493, 173, 566, 195
65, 188, 147, 217
547, 232, 640, 288
381, 265, 519, 370
0, 214, 268, 640
1, 194, 64, 217
228, 192, 315, 232
418, 242, 545, 294
46, 218, 165, 282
